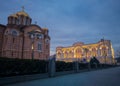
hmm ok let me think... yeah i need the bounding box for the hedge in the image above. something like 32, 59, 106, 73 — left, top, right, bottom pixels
56, 61, 74, 72
0, 57, 48, 77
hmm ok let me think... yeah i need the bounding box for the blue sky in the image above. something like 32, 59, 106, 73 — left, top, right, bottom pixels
0, 0, 120, 55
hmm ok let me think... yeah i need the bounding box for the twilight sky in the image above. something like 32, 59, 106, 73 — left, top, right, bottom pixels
0, 0, 120, 55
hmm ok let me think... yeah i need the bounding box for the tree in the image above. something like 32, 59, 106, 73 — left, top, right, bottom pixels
90, 57, 100, 64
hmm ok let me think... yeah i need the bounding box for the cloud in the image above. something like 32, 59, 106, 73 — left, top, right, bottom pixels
0, 0, 120, 55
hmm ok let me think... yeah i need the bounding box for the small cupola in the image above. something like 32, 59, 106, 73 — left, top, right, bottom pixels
43, 28, 49, 35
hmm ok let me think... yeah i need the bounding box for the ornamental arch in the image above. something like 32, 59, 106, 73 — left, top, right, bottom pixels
74, 46, 83, 58
99, 45, 108, 56
56, 50, 63, 58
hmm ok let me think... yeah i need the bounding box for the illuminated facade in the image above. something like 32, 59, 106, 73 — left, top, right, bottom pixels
56, 39, 115, 64
0, 8, 50, 60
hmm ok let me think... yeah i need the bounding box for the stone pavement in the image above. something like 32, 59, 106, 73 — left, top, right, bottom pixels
6, 67, 120, 86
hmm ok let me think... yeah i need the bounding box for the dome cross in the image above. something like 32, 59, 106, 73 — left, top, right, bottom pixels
22, 6, 25, 11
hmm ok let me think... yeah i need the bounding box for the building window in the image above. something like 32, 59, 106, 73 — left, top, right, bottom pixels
12, 30, 17, 36
37, 34, 43, 39
13, 38, 15, 43
24, 17, 26, 25
18, 16, 21, 24
27, 19, 30, 25
38, 43, 42, 52
5, 31, 8, 35
12, 18, 15, 24
45, 39, 49, 44
30, 34, 35, 39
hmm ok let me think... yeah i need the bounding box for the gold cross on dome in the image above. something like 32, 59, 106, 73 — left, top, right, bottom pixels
22, 6, 25, 11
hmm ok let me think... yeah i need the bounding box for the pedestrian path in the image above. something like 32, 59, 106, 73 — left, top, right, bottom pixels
6, 67, 120, 86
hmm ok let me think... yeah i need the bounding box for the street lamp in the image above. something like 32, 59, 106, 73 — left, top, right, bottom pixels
28, 30, 43, 60
29, 32, 35, 60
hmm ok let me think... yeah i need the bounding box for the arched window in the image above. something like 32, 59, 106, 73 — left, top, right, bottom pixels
38, 42, 42, 52
91, 48, 97, 57
75, 48, 82, 58
23, 17, 26, 25
8, 17, 11, 24
30, 34, 35, 39
64, 51, 68, 58
5, 30, 8, 35
27, 19, 30, 25
69, 51, 73, 58
18, 16, 21, 24
57, 52, 61, 58
100, 46, 108, 56
37, 34, 43, 39
12, 30, 17, 36
45, 39, 49, 44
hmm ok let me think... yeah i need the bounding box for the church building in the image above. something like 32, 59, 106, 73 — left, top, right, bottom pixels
0, 8, 50, 60
56, 39, 115, 64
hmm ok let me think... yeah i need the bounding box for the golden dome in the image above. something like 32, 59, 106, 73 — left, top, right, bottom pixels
9, 11, 30, 18
9, 14, 18, 18
16, 11, 29, 17
43, 28, 48, 30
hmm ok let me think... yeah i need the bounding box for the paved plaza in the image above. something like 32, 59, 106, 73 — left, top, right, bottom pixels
6, 67, 120, 86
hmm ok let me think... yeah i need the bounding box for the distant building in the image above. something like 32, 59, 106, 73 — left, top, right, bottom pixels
56, 39, 115, 64
0, 8, 50, 60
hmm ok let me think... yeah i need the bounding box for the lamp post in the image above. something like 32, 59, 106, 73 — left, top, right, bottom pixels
30, 32, 35, 60
31, 39, 34, 60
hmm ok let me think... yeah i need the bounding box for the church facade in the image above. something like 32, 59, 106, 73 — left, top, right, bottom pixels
56, 39, 115, 64
0, 9, 50, 60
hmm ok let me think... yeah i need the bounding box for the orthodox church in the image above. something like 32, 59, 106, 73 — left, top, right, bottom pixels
0, 8, 50, 60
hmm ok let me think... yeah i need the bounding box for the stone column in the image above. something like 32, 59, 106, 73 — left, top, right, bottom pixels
88, 63, 91, 71
48, 57, 56, 77
74, 61, 79, 73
